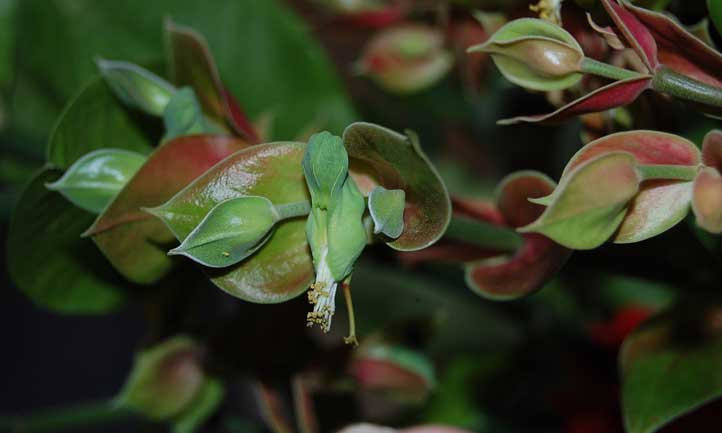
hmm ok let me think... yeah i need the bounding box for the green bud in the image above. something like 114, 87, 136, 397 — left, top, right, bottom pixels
168, 196, 280, 268
368, 186, 405, 239
468, 18, 584, 91
97, 58, 176, 116
116, 336, 206, 420
303, 131, 348, 209
46, 148, 146, 213
162, 87, 214, 142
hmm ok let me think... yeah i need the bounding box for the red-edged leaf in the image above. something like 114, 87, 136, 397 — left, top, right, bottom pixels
702, 130, 722, 170
84, 135, 246, 284
255, 382, 295, 433
626, 2, 722, 87
466, 172, 571, 300
498, 76, 652, 125
692, 167, 722, 234
343, 123, 451, 251
600, 0, 658, 70
165, 19, 259, 143
292, 375, 319, 433
148, 142, 313, 303
396, 198, 504, 265
563, 131, 700, 243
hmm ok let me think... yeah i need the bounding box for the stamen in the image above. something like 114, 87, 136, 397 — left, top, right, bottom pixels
306, 251, 338, 333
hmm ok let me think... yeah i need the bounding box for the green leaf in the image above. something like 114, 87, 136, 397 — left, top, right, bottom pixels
342, 123, 451, 251
0, 0, 15, 91
46, 149, 146, 214
168, 196, 279, 268
621, 307, 722, 433
519, 152, 641, 250
468, 18, 584, 92
84, 135, 246, 284
326, 178, 367, 281
148, 142, 313, 303
97, 59, 176, 116
162, 87, 215, 142
302, 131, 348, 208
47, 77, 155, 169
8, 168, 126, 314
117, 336, 207, 421
12, 0, 356, 142
368, 186, 405, 238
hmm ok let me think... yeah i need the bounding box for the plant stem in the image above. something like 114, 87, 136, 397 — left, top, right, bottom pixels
580, 58, 645, 81
445, 216, 524, 252
275, 200, 311, 220
652, 66, 722, 109
0, 400, 133, 433
637, 164, 700, 181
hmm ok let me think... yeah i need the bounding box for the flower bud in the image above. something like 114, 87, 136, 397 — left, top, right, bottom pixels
167, 196, 279, 268
97, 58, 176, 116
468, 18, 584, 91
357, 25, 453, 94
116, 336, 223, 432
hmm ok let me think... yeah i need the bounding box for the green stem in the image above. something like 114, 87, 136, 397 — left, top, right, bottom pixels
580, 58, 645, 81
637, 164, 700, 181
0, 400, 133, 433
445, 216, 524, 252
652, 66, 722, 109
274, 200, 311, 220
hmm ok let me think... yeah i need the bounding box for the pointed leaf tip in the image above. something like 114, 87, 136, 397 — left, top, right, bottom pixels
519, 152, 640, 250
368, 186, 406, 238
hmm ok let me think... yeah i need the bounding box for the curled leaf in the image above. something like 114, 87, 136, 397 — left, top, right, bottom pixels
149, 142, 313, 303
520, 152, 641, 250
468, 18, 584, 91
368, 186, 406, 238
561, 130, 700, 243
343, 122, 451, 251
165, 19, 259, 142
466, 171, 571, 299
692, 167, 722, 234
97, 59, 176, 116
498, 76, 652, 125
600, 0, 658, 70
84, 135, 246, 284
168, 196, 280, 268
46, 148, 146, 214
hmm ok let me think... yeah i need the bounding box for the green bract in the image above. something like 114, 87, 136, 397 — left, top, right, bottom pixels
162, 87, 215, 142
468, 18, 584, 92
168, 196, 280, 268
116, 336, 223, 433
96, 59, 176, 116
303, 131, 348, 209
519, 152, 641, 249
46, 148, 147, 214
368, 186, 405, 239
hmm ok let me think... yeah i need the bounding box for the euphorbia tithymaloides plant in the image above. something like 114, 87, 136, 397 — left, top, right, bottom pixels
469, 0, 722, 124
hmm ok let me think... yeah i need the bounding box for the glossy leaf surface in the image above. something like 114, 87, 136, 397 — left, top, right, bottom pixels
150, 142, 313, 303
85, 135, 246, 284
46, 148, 146, 214
343, 123, 450, 251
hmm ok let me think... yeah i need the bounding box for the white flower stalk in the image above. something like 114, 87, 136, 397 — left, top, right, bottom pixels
306, 249, 338, 332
